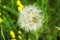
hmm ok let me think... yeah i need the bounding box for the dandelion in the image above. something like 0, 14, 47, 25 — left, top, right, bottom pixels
10, 31, 16, 38
17, 0, 23, 11
18, 5, 43, 32
17, 0, 21, 5
10, 31, 15, 36
18, 6, 23, 11
0, 18, 3, 23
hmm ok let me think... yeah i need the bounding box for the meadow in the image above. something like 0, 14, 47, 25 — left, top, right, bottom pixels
0, 0, 60, 40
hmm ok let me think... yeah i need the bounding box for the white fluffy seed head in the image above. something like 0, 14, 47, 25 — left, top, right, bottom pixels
18, 5, 43, 32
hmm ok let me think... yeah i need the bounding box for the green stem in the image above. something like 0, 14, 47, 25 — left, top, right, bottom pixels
1, 26, 6, 40
11, 0, 14, 8
27, 32, 31, 40
36, 32, 38, 40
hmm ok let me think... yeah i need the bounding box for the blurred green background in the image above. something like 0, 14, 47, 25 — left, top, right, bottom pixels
0, 0, 60, 40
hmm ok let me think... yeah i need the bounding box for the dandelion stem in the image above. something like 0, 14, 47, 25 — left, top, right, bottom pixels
27, 32, 30, 40
36, 32, 38, 40
1, 26, 6, 40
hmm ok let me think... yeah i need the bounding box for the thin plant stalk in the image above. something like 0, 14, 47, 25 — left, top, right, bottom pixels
36, 32, 38, 40
1, 26, 6, 40
27, 32, 30, 40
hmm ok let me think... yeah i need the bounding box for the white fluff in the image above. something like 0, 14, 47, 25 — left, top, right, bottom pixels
18, 5, 43, 32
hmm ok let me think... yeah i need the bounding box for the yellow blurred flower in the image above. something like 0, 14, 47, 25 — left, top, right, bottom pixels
10, 31, 15, 38
19, 4, 23, 8
18, 31, 22, 34
10, 31, 15, 36
11, 35, 15, 38
18, 6, 23, 11
11, 39, 16, 40
17, 0, 23, 11
0, 18, 3, 23
18, 35, 22, 39
17, 0, 21, 5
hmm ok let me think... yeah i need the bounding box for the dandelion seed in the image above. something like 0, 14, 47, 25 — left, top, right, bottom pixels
18, 5, 43, 32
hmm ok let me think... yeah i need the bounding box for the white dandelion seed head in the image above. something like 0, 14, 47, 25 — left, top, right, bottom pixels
18, 5, 43, 32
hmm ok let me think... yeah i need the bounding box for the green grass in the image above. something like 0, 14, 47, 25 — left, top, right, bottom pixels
0, 0, 60, 40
